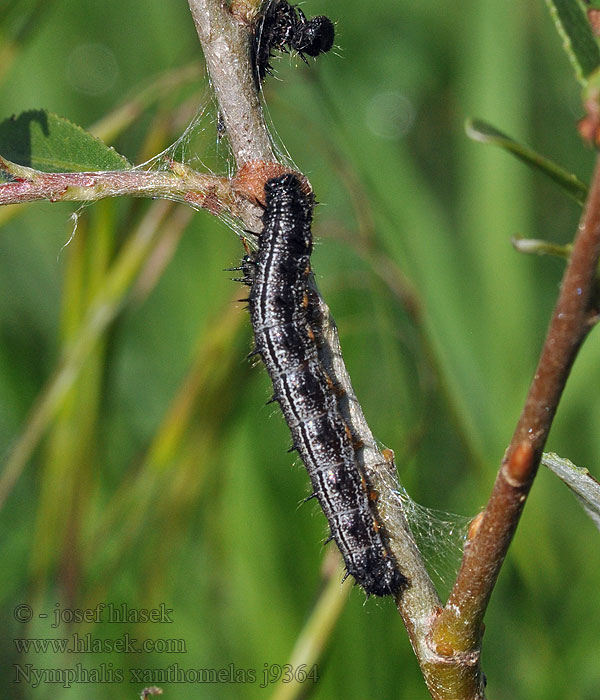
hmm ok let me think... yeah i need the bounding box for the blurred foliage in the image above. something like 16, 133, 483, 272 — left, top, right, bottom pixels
465, 118, 588, 204
1, 0, 600, 699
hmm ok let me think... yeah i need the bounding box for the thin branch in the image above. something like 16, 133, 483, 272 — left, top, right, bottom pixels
187, 0, 275, 167
431, 151, 600, 677
0, 158, 231, 212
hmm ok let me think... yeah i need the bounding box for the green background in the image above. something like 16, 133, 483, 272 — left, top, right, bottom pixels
1, 0, 599, 698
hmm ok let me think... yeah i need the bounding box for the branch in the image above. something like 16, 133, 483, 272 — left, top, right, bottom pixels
187, 0, 275, 167
0, 1, 276, 219
309, 288, 442, 624
187, 0, 449, 687
430, 151, 600, 685
0, 158, 230, 211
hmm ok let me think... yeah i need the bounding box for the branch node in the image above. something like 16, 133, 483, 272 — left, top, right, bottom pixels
425, 632, 482, 667
503, 441, 535, 486
467, 511, 484, 542
231, 160, 311, 205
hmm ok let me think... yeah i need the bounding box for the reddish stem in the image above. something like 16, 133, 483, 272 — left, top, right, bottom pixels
431, 151, 600, 664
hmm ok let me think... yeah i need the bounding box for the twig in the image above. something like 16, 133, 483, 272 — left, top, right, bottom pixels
187, 0, 274, 168
430, 152, 600, 690
0, 158, 230, 212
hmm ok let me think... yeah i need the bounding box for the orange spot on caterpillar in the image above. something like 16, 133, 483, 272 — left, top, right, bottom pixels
382, 448, 395, 463
333, 384, 346, 398
323, 372, 335, 390
242, 174, 404, 596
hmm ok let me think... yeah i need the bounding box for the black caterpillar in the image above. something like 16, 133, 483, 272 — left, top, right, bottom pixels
253, 0, 335, 83
241, 173, 404, 596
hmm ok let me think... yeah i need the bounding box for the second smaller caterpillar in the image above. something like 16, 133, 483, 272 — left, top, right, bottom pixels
252, 0, 335, 82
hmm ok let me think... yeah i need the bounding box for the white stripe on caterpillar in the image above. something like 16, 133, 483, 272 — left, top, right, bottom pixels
244, 173, 404, 596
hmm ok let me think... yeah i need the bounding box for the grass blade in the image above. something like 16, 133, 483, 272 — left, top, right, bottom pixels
466, 118, 588, 204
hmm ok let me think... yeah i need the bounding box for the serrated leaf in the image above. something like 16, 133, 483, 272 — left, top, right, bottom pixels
544, 0, 600, 84
465, 118, 588, 205
542, 452, 600, 531
0, 110, 131, 173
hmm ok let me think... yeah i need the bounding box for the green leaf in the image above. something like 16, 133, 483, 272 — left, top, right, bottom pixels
0, 110, 131, 173
544, 0, 600, 84
542, 452, 600, 531
465, 118, 588, 205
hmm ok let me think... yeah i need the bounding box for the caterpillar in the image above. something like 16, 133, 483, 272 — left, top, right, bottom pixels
242, 173, 405, 596
252, 0, 335, 83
